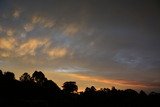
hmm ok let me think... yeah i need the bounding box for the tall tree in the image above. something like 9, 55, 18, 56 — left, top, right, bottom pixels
3, 71, 15, 80
62, 81, 78, 93
32, 71, 47, 84
20, 72, 32, 82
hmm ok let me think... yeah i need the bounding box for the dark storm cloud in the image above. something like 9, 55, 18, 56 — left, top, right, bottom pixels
1, 0, 160, 90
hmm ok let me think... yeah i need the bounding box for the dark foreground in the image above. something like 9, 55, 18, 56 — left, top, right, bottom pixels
0, 70, 159, 107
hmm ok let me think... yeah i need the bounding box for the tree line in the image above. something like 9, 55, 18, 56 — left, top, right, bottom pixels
0, 70, 159, 107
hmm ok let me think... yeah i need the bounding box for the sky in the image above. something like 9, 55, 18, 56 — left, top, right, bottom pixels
0, 0, 160, 92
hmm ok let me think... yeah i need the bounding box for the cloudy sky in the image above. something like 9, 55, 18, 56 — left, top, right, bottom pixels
0, 0, 160, 92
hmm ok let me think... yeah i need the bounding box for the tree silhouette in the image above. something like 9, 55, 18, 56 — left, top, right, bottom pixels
0, 69, 159, 107
85, 86, 96, 93
3, 71, 15, 80
0, 70, 2, 75
62, 81, 78, 93
20, 72, 32, 82
0, 70, 3, 79
124, 89, 138, 96
32, 71, 47, 84
139, 90, 147, 96
100, 88, 110, 92
43, 80, 61, 93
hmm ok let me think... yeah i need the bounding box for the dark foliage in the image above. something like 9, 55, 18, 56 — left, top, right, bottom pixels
0, 70, 159, 107
62, 81, 78, 93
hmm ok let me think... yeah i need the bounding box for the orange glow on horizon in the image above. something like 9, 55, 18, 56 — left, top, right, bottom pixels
42, 71, 158, 92
69, 74, 149, 88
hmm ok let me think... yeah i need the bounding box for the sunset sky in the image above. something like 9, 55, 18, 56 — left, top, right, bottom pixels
0, 0, 160, 92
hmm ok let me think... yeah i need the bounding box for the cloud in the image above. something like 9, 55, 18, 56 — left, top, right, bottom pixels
20, 33, 26, 38
63, 24, 79, 36
6, 29, 15, 36
13, 9, 21, 18
31, 15, 55, 28
0, 52, 10, 58
113, 50, 142, 67
112, 49, 160, 70
32, 15, 42, 24
0, 37, 16, 50
0, 60, 3, 64
54, 66, 90, 73
43, 20, 55, 28
24, 23, 34, 32
16, 38, 49, 56
0, 0, 160, 92
0, 26, 15, 36
0, 26, 3, 32
47, 47, 68, 58
23, 15, 55, 33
